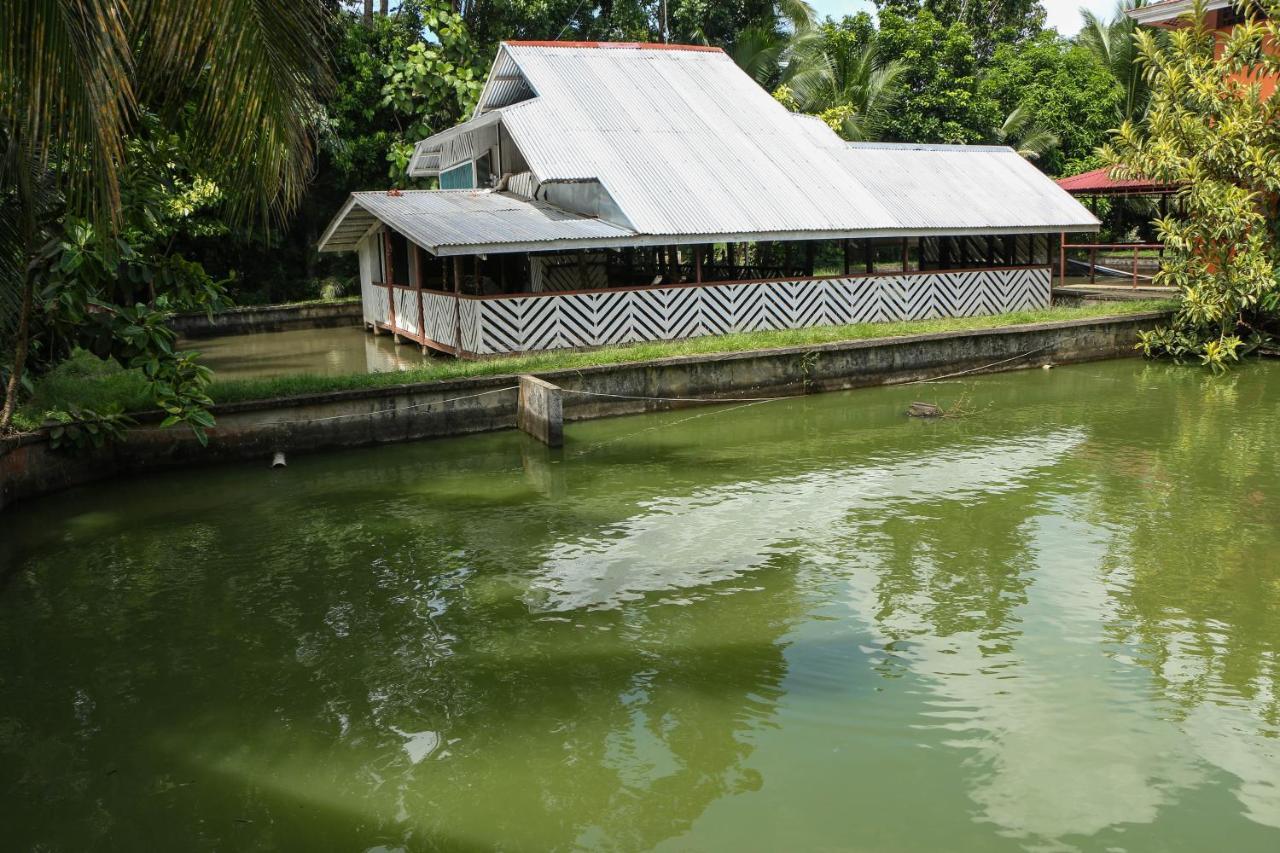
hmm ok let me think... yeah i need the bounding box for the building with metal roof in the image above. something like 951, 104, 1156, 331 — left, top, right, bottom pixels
319, 41, 1099, 357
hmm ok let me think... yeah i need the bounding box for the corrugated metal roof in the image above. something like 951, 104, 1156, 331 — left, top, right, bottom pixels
1057, 167, 1176, 195
492, 42, 1098, 237
835, 142, 1100, 231
317, 190, 635, 255
327, 42, 1099, 256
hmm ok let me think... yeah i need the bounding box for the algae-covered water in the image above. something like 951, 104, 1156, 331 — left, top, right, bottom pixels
2, 359, 1279, 851
188, 326, 429, 379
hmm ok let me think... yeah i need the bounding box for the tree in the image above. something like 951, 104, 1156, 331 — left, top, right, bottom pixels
874, 9, 1000, 144
1078, 1, 1151, 126
980, 29, 1123, 174
1, 1, 334, 435
876, 0, 1046, 59
379, 2, 485, 178
1105, 0, 1280, 370
989, 104, 1058, 160
777, 17, 906, 141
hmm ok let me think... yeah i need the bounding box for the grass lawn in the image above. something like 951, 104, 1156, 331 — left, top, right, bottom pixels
13, 300, 1174, 431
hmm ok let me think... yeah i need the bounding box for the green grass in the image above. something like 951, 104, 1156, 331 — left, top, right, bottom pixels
15, 301, 1173, 428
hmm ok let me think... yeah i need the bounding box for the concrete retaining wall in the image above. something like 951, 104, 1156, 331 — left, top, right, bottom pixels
1, 312, 1163, 511
171, 300, 362, 338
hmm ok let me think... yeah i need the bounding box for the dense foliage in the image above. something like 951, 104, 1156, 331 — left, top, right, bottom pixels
1106, 0, 1280, 370
1, 0, 333, 438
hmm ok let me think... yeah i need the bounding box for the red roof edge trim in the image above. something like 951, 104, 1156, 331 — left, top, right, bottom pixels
503, 40, 724, 53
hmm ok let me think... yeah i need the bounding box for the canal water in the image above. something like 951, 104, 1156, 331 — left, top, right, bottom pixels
188, 326, 431, 379
2, 359, 1279, 851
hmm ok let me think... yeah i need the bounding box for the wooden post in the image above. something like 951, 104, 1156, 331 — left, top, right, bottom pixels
452, 255, 463, 357
901, 238, 909, 273
694, 246, 703, 283
863, 240, 874, 275
1089, 247, 1097, 284
804, 241, 815, 277
1059, 232, 1066, 284
383, 231, 399, 342
1132, 246, 1139, 290
413, 245, 425, 351
842, 239, 850, 276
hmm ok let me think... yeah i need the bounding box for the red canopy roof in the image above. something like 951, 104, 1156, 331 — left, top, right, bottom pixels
1056, 167, 1175, 195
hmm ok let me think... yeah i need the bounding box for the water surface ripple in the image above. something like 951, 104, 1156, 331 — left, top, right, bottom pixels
2, 360, 1279, 851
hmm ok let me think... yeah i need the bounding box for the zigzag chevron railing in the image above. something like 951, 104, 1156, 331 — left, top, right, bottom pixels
472, 268, 1050, 356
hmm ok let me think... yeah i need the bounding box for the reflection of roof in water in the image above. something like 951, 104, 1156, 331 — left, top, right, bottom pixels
527, 429, 1084, 613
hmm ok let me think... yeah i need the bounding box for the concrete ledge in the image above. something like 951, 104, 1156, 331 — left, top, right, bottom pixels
1, 312, 1166, 511
171, 300, 362, 338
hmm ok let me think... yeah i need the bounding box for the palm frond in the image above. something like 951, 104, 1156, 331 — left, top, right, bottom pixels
131, 0, 335, 224
731, 26, 787, 86
777, 0, 818, 32
0, 0, 135, 225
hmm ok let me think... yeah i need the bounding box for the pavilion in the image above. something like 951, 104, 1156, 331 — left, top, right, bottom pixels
319, 41, 1099, 357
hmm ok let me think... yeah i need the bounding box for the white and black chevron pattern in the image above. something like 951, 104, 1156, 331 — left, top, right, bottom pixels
470, 268, 1049, 355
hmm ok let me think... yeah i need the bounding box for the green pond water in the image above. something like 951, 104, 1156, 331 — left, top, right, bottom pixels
3, 359, 1280, 852
187, 326, 431, 379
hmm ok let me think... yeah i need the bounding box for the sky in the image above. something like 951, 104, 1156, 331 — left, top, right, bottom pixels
808, 0, 1119, 36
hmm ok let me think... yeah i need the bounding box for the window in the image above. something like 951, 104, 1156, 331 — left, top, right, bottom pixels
439, 162, 475, 190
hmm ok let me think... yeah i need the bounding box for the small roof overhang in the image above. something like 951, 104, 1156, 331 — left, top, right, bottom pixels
1127, 0, 1229, 26
317, 189, 637, 255
1056, 167, 1178, 197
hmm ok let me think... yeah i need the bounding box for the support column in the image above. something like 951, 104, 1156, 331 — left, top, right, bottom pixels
383, 231, 400, 343
1054, 230, 1064, 284
412, 246, 426, 353
452, 256, 464, 357
517, 375, 563, 447
863, 240, 874, 275
901, 238, 909, 273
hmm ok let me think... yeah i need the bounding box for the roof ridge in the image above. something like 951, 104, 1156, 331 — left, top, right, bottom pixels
503, 40, 724, 53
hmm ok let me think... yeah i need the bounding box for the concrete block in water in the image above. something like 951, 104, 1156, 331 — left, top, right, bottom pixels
518, 375, 564, 447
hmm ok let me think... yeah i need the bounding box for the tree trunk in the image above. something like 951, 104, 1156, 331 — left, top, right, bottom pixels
379, 0, 388, 15
363, 0, 374, 27
0, 273, 34, 433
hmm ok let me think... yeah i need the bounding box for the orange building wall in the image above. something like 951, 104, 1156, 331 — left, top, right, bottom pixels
1174, 10, 1280, 98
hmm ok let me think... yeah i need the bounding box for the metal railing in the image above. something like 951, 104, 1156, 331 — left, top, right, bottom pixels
1058, 239, 1164, 289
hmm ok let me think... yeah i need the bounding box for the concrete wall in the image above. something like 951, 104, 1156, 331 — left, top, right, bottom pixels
171, 300, 362, 338
1, 312, 1163, 512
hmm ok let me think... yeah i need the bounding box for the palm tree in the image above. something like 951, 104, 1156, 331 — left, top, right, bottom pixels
992, 104, 1061, 160
0, 0, 334, 430
783, 40, 907, 141
728, 1, 819, 87
1078, 1, 1150, 125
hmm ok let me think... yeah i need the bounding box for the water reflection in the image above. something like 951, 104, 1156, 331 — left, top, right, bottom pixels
2, 360, 1280, 850
188, 325, 430, 379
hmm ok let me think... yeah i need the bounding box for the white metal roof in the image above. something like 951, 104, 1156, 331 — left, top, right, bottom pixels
317, 190, 635, 255
334, 41, 1098, 256
483, 41, 1098, 237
